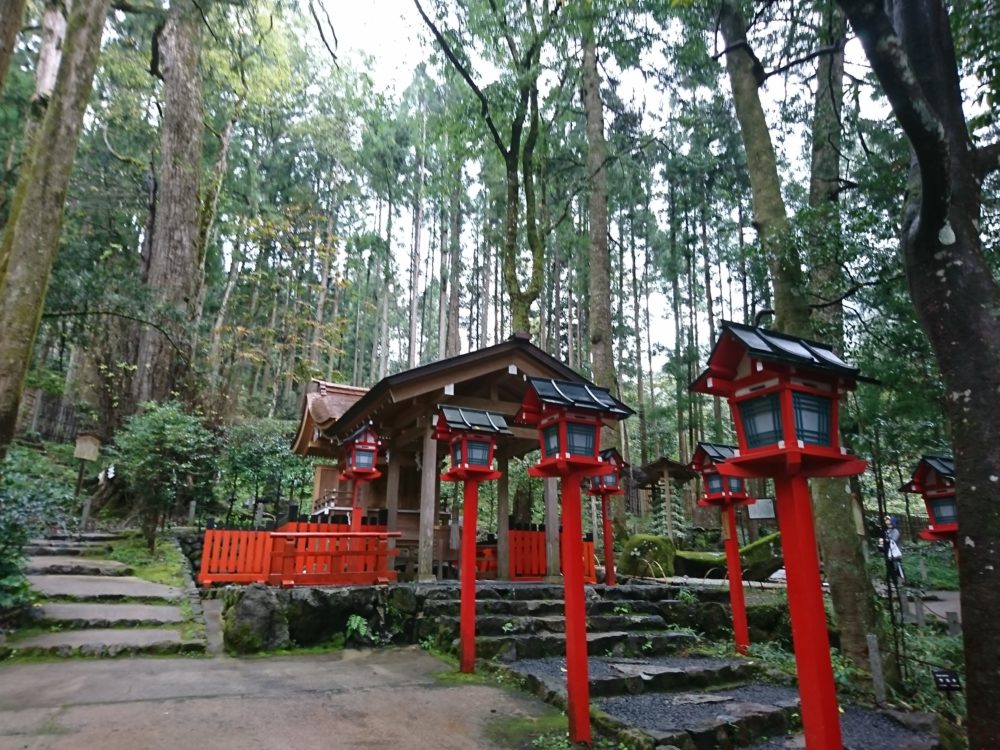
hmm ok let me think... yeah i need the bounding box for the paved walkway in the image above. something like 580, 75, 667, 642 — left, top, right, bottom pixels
0, 648, 554, 750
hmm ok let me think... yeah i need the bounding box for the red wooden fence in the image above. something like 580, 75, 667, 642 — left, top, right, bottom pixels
199, 526, 593, 586
198, 525, 399, 587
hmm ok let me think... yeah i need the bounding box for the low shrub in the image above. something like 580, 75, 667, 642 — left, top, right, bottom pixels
618, 534, 675, 577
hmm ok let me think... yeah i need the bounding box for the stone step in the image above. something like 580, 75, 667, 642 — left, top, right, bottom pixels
41, 532, 127, 542
27, 575, 184, 602
594, 682, 800, 749
25, 556, 132, 577
422, 597, 671, 618
24, 543, 111, 557
473, 629, 697, 661
33, 602, 186, 629
1, 628, 205, 658
508, 655, 756, 699
437, 613, 667, 636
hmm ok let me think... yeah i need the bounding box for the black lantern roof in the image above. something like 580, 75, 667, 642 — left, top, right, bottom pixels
523, 377, 634, 417
437, 405, 513, 435
340, 421, 380, 445
598, 447, 628, 468
694, 442, 738, 464
691, 322, 877, 395
900, 455, 955, 493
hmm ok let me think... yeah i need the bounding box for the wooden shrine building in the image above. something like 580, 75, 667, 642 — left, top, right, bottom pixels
292, 334, 619, 582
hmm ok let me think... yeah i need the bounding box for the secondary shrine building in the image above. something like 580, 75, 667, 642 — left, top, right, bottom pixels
292, 334, 617, 582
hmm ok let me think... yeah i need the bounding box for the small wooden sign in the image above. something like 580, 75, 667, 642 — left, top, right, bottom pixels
747, 497, 775, 519
73, 432, 102, 462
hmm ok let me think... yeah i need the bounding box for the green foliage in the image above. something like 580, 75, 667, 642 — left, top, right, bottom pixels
0, 446, 75, 622
345, 613, 369, 643
111, 402, 219, 550
618, 534, 675, 577
894, 627, 966, 720
218, 419, 312, 522
904, 542, 959, 591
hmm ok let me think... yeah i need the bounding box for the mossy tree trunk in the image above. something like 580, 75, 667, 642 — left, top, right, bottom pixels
0, 0, 111, 465
719, 0, 891, 683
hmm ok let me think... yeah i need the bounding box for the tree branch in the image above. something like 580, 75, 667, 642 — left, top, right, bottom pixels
412, 0, 509, 159
42, 310, 187, 358
764, 40, 846, 82
836, 1, 950, 239
975, 140, 1000, 178
308, 0, 338, 66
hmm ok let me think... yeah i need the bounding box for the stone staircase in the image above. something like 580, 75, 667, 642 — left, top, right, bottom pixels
2, 533, 206, 658
419, 582, 728, 661
421, 582, 937, 749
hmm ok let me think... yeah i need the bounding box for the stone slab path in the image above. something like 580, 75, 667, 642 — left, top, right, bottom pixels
0, 648, 553, 750
35, 603, 185, 628
8, 535, 204, 659
25, 557, 131, 577
26, 575, 183, 601
9, 628, 200, 658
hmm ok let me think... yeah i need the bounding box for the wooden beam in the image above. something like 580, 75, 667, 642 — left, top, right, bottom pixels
497, 455, 510, 580
545, 478, 560, 581
385, 450, 401, 550
417, 424, 438, 582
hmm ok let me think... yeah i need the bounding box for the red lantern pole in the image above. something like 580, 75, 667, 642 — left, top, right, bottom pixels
773, 474, 843, 750
459, 479, 480, 673
350, 480, 362, 532
561, 475, 591, 745
723, 504, 749, 655
601, 495, 616, 586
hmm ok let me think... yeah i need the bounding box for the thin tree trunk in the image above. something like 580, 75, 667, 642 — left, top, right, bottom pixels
0, 0, 111, 461
445, 180, 462, 357
408, 111, 425, 368
437, 199, 448, 358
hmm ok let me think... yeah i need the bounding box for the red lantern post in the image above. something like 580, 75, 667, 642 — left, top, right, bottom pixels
339, 423, 383, 532
902, 455, 958, 560
587, 448, 627, 586
518, 377, 634, 745
690, 322, 874, 750
690, 442, 754, 655
435, 405, 510, 674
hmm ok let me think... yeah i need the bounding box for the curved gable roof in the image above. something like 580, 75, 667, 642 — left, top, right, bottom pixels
327, 335, 596, 440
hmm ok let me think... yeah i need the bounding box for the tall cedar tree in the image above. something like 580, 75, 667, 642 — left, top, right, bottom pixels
0, 0, 112, 464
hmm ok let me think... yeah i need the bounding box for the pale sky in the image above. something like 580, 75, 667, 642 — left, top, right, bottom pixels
332, 1, 424, 94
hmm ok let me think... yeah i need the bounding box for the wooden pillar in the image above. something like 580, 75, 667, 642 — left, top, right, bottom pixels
545, 477, 560, 581
663, 469, 673, 541
385, 451, 401, 550
418, 424, 438, 582
497, 455, 510, 580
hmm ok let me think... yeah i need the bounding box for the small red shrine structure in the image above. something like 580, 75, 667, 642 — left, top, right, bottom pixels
690, 321, 875, 750
690, 442, 754, 654
518, 376, 634, 745
901, 455, 958, 552
587, 447, 626, 586
339, 423, 383, 532
435, 404, 510, 673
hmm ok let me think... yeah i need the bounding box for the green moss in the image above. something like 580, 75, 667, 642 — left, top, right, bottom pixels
223, 621, 263, 655
482, 710, 568, 748
618, 534, 675, 577
674, 532, 782, 581
107, 533, 186, 587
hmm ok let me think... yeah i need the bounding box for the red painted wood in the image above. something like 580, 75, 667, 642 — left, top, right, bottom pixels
773, 474, 843, 750
460, 481, 479, 673
601, 497, 616, 586
560, 478, 591, 745
724, 504, 750, 654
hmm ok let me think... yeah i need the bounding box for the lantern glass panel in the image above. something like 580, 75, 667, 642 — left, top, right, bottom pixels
727, 477, 745, 494
929, 497, 958, 525
466, 440, 491, 466
739, 393, 783, 448
354, 447, 375, 469
566, 422, 596, 456
589, 475, 602, 491
706, 473, 724, 494
451, 442, 462, 467
793, 392, 833, 446
603, 472, 618, 488
542, 425, 560, 458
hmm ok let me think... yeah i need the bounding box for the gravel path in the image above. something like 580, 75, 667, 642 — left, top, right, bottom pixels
748, 704, 937, 749
596, 682, 799, 732
510, 655, 744, 683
